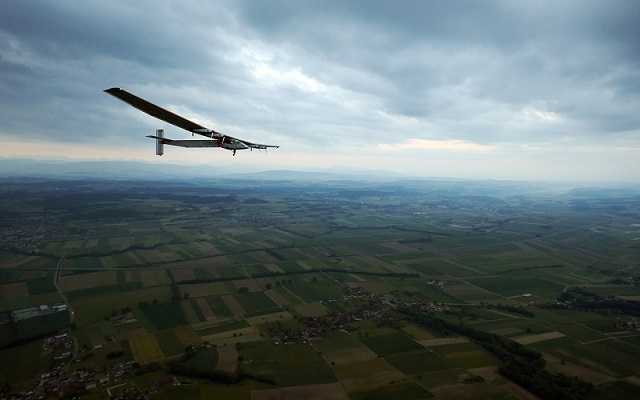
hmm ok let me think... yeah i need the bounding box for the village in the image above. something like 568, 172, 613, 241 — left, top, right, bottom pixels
266, 286, 443, 345
0, 285, 442, 400
1, 332, 149, 400
0, 215, 99, 255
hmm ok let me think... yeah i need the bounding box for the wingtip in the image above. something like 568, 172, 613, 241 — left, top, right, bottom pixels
104, 87, 122, 93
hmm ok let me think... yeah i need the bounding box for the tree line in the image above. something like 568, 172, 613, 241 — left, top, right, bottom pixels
399, 308, 593, 400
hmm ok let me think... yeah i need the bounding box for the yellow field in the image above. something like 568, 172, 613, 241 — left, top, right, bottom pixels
129, 334, 164, 364
174, 325, 202, 348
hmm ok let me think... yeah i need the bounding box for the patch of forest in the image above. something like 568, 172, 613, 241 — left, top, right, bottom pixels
400, 308, 593, 400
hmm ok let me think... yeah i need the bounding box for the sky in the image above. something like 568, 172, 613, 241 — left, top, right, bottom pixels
1, 1, 639, 182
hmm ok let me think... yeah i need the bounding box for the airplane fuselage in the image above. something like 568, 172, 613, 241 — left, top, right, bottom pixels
222, 139, 249, 151
220, 138, 249, 155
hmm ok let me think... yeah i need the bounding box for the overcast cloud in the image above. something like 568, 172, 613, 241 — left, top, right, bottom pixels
1, 0, 639, 181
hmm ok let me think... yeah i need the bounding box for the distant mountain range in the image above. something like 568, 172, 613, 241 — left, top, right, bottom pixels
2, 159, 636, 196
0, 157, 401, 181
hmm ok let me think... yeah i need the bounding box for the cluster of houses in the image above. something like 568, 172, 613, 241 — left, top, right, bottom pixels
609, 319, 640, 332
0, 214, 96, 255
5, 340, 76, 400
110, 312, 138, 326
42, 333, 74, 361
267, 286, 444, 345
2, 333, 143, 400
24, 362, 141, 399
395, 295, 447, 315
0, 221, 46, 254
267, 288, 380, 344
107, 384, 145, 400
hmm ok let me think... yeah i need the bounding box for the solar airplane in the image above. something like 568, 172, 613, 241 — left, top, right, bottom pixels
104, 87, 279, 156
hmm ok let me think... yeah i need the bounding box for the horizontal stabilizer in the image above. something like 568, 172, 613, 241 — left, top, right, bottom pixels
146, 136, 220, 148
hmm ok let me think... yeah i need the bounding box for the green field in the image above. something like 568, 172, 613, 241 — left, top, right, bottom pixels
385, 349, 454, 374
155, 329, 185, 357
184, 348, 219, 369
1, 178, 639, 399
349, 382, 434, 400
240, 341, 336, 387
141, 301, 188, 330
360, 332, 425, 356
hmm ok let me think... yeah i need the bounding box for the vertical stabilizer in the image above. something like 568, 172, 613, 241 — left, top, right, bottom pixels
156, 129, 164, 156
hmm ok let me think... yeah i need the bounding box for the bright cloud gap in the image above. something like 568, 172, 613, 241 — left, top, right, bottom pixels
379, 139, 495, 152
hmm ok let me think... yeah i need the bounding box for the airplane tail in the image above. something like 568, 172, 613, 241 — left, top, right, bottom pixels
155, 129, 164, 156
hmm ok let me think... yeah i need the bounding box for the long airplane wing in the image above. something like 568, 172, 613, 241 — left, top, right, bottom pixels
104, 87, 213, 134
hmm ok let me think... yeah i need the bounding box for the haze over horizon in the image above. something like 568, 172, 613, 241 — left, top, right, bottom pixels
1, 1, 639, 182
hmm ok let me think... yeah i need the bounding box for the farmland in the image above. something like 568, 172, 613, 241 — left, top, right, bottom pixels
0, 176, 639, 399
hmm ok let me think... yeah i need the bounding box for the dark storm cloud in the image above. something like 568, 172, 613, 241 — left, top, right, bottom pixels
1, 0, 639, 153
0, 1, 239, 144
235, 0, 640, 139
